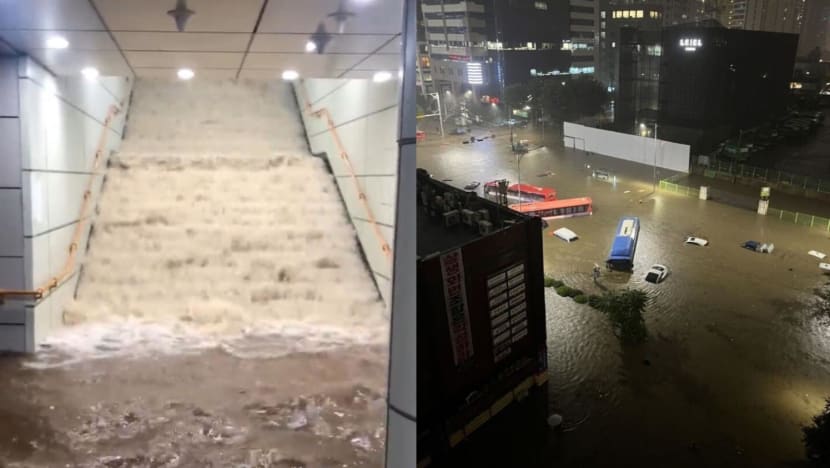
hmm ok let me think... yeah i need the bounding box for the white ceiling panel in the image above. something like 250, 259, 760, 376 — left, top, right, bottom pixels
92, 0, 264, 32
26, 49, 131, 76
250, 33, 393, 54
244, 52, 365, 71
0, 0, 103, 30
258, 0, 403, 35
134, 67, 238, 79
113, 32, 251, 52
0, 30, 118, 51
356, 53, 400, 70
336, 69, 377, 79
125, 51, 242, 69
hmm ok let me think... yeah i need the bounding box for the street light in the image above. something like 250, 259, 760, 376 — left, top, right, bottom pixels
642, 122, 659, 191
423, 92, 445, 137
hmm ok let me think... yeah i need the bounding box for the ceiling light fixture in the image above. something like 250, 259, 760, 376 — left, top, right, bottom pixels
282, 70, 299, 81
328, 0, 356, 34
81, 67, 99, 79
308, 22, 332, 54
305, 40, 317, 53
373, 71, 392, 83
167, 0, 196, 32
177, 68, 194, 80
46, 36, 69, 49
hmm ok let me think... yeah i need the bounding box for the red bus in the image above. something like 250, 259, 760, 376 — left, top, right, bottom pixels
483, 181, 556, 204
509, 197, 593, 219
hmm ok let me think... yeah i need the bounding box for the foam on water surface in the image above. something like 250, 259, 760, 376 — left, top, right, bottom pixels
33, 78, 387, 366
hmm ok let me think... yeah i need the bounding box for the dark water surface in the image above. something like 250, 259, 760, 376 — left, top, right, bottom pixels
418, 128, 830, 466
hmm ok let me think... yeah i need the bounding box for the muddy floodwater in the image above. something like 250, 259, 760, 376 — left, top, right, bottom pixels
0, 346, 387, 467
418, 127, 830, 466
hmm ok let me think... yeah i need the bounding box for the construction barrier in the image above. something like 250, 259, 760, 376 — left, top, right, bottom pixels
701, 160, 830, 195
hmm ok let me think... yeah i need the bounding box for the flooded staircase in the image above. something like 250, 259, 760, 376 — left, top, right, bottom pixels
57, 78, 386, 357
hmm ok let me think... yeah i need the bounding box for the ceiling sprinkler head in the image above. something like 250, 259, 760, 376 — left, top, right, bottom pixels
310, 22, 332, 54
328, 1, 355, 34
167, 0, 195, 32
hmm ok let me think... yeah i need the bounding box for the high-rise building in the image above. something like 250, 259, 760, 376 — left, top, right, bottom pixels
616, 27, 664, 133
657, 23, 798, 153
724, 0, 806, 34
416, 1, 434, 97
485, 0, 570, 92
569, 0, 600, 74
421, 0, 489, 94
797, 0, 830, 58
597, 5, 664, 93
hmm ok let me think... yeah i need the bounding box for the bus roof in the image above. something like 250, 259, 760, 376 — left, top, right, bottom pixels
508, 183, 555, 195
508, 197, 593, 212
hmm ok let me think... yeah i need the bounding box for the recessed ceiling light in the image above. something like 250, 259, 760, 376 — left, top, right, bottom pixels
372, 71, 392, 83
282, 70, 299, 81
46, 36, 69, 49
81, 67, 99, 79
177, 68, 194, 80
305, 40, 317, 53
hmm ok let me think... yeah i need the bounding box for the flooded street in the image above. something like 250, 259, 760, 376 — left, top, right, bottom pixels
0, 79, 388, 467
417, 127, 830, 466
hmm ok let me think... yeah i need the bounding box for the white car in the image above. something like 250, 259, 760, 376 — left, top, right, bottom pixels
553, 227, 578, 242
809, 250, 827, 260
685, 236, 709, 247
820, 263, 830, 272
645, 264, 669, 284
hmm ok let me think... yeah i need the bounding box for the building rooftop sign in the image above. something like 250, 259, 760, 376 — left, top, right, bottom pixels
680, 38, 702, 51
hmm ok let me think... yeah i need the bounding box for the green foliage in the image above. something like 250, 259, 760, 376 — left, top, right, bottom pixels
568, 288, 584, 298
503, 76, 609, 122
573, 294, 588, 304
804, 398, 830, 465
551, 279, 564, 288
544, 276, 556, 288
587, 294, 604, 309
593, 289, 649, 344
555, 286, 572, 297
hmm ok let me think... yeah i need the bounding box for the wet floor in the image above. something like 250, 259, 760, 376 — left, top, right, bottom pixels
418, 128, 830, 466
0, 346, 387, 467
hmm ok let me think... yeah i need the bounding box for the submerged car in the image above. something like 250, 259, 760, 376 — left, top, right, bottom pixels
820, 263, 830, 272
464, 181, 481, 190
645, 264, 669, 284
685, 236, 709, 247
742, 240, 774, 254
553, 227, 578, 242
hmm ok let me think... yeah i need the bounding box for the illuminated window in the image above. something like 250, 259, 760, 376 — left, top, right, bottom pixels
534, 1, 549, 10
623, 10, 629, 17
637, 10, 644, 17
601, 11, 606, 18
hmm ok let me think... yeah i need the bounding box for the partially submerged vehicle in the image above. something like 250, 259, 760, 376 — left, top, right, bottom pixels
742, 240, 774, 254
553, 227, 578, 242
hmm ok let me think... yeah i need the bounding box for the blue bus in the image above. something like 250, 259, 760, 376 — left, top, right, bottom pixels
606, 216, 640, 271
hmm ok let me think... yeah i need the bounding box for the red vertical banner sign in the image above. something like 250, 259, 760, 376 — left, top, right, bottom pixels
440, 249, 474, 365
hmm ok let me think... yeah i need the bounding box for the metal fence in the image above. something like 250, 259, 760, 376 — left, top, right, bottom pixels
658, 180, 699, 198
701, 159, 830, 194
659, 178, 830, 232
768, 208, 830, 231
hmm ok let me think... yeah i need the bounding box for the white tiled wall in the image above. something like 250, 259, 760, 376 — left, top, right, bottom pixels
294, 78, 399, 305
0, 56, 131, 352
0, 56, 26, 346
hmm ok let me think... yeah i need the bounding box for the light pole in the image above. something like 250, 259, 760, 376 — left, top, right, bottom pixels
651, 122, 658, 191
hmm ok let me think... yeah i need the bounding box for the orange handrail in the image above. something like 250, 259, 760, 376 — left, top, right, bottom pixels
298, 81, 393, 263
0, 103, 122, 303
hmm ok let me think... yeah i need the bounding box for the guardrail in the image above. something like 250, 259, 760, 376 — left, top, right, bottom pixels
659, 177, 830, 232
701, 159, 830, 194
0, 103, 123, 304
297, 81, 393, 263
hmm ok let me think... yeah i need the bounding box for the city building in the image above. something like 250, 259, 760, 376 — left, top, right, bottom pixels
569, 0, 601, 75
597, 5, 664, 93
723, 0, 806, 34
615, 27, 664, 134
797, 0, 830, 59
484, 0, 570, 95
657, 23, 799, 153
420, 0, 489, 94
417, 0, 435, 96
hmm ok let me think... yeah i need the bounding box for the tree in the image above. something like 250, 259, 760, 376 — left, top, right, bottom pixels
595, 289, 649, 344
804, 397, 830, 465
